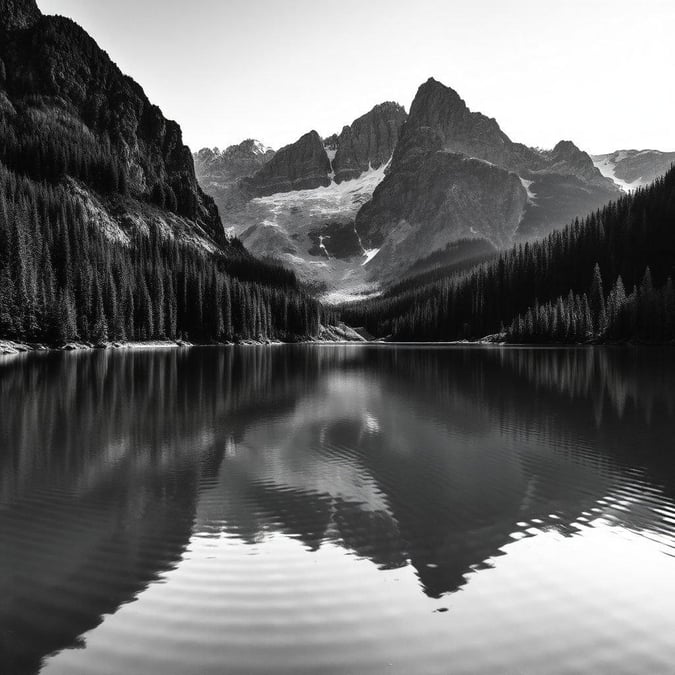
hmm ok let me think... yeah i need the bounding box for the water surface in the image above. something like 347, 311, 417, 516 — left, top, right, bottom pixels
1, 345, 675, 674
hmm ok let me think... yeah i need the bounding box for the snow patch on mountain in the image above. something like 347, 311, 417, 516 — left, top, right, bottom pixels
325, 146, 337, 181
321, 286, 383, 305
519, 177, 536, 203
251, 160, 389, 218
592, 154, 640, 192
362, 248, 380, 266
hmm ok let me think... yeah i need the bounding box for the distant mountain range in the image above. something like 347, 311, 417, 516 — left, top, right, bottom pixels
196, 79, 673, 300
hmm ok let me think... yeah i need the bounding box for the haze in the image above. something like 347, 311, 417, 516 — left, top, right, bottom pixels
38, 0, 675, 155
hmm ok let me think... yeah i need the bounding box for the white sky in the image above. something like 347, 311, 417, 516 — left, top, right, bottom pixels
38, 0, 675, 155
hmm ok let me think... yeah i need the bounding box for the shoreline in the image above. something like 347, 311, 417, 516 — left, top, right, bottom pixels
0, 322, 373, 356
0, 335, 367, 357
0, 339, 195, 357
3, 336, 674, 357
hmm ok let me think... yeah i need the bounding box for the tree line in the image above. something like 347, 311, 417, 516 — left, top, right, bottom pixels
340, 167, 675, 343
0, 162, 329, 344
506, 263, 675, 343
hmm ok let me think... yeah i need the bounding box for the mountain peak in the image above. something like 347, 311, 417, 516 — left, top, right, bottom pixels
399, 77, 518, 171
244, 129, 331, 197
237, 138, 273, 156
414, 78, 465, 109
332, 102, 407, 183
371, 101, 406, 114
552, 140, 582, 156
548, 139, 607, 184
422, 76, 446, 88
0, 0, 41, 30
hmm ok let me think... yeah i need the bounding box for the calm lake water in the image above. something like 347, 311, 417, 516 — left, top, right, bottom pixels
1, 345, 675, 674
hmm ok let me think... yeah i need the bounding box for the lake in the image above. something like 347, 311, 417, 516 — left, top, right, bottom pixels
1, 345, 675, 674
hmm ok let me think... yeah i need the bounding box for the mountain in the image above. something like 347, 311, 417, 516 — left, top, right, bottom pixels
244, 130, 332, 196
331, 102, 407, 183
0, 0, 327, 344
0, 0, 225, 247
196, 79, 625, 298
193, 140, 274, 227
195, 102, 408, 298
341, 167, 675, 344
194, 140, 274, 185
354, 78, 620, 280
592, 149, 675, 192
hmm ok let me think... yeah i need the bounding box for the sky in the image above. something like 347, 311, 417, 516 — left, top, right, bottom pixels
38, 0, 675, 155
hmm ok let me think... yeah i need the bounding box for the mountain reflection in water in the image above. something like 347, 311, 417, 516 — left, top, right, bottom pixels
1, 345, 674, 674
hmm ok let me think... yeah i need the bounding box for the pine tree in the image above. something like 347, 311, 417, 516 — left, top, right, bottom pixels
663, 277, 675, 341
91, 278, 109, 343
589, 263, 606, 335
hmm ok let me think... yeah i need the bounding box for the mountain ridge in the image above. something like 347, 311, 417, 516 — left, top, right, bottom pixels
1, 0, 225, 247
195, 77, 656, 296
353, 77, 620, 279
194, 102, 408, 295
244, 130, 331, 196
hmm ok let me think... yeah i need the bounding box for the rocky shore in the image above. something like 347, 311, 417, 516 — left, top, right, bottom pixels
0, 323, 372, 357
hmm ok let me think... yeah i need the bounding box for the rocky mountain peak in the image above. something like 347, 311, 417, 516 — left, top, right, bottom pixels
235, 138, 273, 156
551, 139, 584, 160
547, 139, 608, 184
244, 130, 331, 197
0, 0, 41, 31
354, 77, 622, 278
410, 77, 465, 117
332, 102, 407, 183
194, 139, 275, 184
399, 77, 519, 170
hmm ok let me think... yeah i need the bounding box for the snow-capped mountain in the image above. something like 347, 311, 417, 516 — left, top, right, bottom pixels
592, 150, 675, 192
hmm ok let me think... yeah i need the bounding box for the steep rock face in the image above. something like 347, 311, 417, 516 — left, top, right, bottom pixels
515, 139, 620, 239
402, 77, 537, 171
0, 0, 40, 30
0, 0, 225, 245
332, 102, 407, 182
357, 152, 527, 279
355, 78, 620, 270
592, 149, 675, 192
244, 130, 331, 197
546, 140, 612, 184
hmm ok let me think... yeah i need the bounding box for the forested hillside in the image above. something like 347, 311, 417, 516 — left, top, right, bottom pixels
0, 166, 327, 343
340, 168, 675, 343
0, 0, 327, 344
